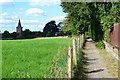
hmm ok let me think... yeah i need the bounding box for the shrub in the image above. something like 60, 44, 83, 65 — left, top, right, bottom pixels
46, 31, 52, 37
95, 41, 105, 49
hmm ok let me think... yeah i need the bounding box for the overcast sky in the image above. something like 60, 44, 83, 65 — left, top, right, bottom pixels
0, 0, 67, 33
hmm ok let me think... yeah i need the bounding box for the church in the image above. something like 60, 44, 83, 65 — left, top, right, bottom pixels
2, 19, 62, 39
16, 19, 43, 39
16, 19, 23, 33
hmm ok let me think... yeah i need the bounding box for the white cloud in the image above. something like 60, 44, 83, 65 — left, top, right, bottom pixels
48, 16, 65, 21
11, 16, 18, 19
0, 24, 15, 33
16, 8, 24, 10
26, 8, 44, 17
21, 20, 40, 23
0, 20, 16, 23
0, 0, 13, 2
38, 25, 45, 28
0, 19, 41, 24
24, 25, 35, 28
30, 0, 60, 6
24, 25, 44, 28
0, 12, 18, 19
24, 25, 44, 31
1, 12, 8, 16
0, 0, 14, 7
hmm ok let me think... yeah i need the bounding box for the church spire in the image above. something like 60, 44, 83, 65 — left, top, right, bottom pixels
16, 19, 23, 33
18, 19, 22, 27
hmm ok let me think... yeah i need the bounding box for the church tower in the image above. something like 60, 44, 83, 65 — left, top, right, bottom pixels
16, 19, 23, 33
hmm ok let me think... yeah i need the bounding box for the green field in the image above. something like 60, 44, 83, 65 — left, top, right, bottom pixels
2, 38, 71, 78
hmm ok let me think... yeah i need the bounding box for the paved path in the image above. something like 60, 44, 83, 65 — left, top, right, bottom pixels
84, 39, 113, 78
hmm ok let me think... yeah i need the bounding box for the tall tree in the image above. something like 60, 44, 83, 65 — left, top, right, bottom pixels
61, 2, 90, 36
61, 2, 120, 41
43, 20, 59, 36
100, 2, 120, 41
2, 30, 11, 38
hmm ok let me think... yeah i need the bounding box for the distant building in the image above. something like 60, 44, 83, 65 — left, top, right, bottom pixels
2, 19, 43, 39
16, 19, 23, 33
16, 19, 23, 38
16, 19, 43, 39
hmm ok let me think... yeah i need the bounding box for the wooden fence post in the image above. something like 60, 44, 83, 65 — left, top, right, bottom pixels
81, 34, 84, 48
77, 37, 80, 52
80, 34, 85, 48
83, 34, 85, 44
73, 38, 77, 65
80, 35, 82, 48
68, 47, 72, 78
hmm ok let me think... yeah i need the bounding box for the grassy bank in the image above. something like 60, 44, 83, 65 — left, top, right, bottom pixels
2, 38, 71, 78
97, 49, 118, 78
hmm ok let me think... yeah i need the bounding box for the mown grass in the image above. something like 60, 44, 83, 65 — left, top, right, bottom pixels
2, 38, 72, 78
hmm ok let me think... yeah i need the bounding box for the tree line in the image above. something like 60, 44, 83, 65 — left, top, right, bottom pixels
2, 20, 66, 39
60, 2, 120, 41
2, 2, 120, 40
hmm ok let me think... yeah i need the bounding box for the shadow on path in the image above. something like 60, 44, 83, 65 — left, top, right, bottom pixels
84, 39, 113, 78
85, 69, 104, 73
87, 58, 98, 61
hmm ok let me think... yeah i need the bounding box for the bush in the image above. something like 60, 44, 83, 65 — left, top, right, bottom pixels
95, 41, 105, 49
46, 31, 52, 37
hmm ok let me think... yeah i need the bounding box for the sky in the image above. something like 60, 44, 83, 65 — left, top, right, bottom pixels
0, 0, 67, 33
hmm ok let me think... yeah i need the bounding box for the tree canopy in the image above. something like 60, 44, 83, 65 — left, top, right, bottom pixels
61, 2, 120, 41
43, 20, 59, 36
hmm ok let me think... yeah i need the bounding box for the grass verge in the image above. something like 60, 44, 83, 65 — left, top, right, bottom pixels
97, 48, 118, 78
73, 49, 88, 79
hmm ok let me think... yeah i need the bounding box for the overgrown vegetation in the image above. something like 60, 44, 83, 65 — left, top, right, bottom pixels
61, 2, 120, 41
95, 41, 105, 49
45, 47, 69, 78
2, 38, 71, 78
73, 49, 87, 79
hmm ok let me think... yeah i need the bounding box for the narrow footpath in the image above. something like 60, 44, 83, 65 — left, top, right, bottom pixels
84, 39, 113, 78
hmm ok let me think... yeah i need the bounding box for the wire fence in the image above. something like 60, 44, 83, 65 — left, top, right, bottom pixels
45, 34, 86, 78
